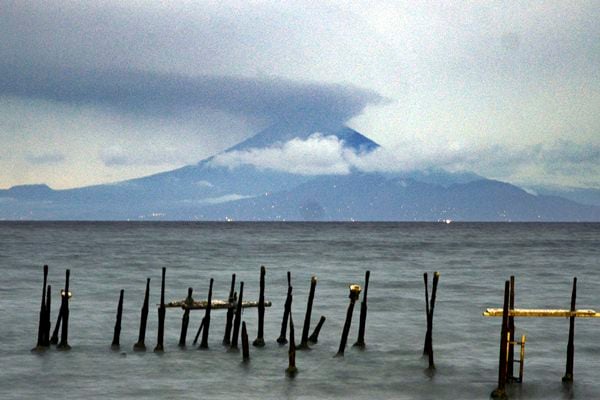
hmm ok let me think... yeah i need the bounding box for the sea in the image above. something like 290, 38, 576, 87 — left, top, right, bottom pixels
0, 222, 599, 399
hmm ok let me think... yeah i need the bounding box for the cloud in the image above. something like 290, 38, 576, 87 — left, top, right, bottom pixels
25, 152, 65, 165
99, 145, 191, 167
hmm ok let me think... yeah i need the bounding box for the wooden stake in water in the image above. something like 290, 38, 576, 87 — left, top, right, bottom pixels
562, 277, 577, 383
354, 270, 370, 348
50, 306, 62, 345
199, 278, 214, 350
193, 317, 205, 346
253, 266, 266, 347
308, 316, 326, 344
299, 276, 317, 349
154, 268, 166, 352
286, 311, 297, 377
336, 284, 361, 357
491, 280, 510, 400
57, 269, 71, 351
178, 288, 194, 347
230, 281, 244, 350
111, 289, 124, 349
426, 272, 440, 369
423, 272, 430, 356
33, 265, 48, 351
277, 272, 292, 345
507, 276, 515, 381
223, 274, 236, 345
43, 285, 51, 347
134, 278, 151, 351
242, 321, 250, 362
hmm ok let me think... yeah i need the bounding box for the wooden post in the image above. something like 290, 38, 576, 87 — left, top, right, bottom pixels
33, 265, 48, 351
222, 274, 236, 345
134, 278, 150, 351
253, 266, 266, 347
426, 272, 440, 369
43, 285, 51, 347
230, 281, 244, 350
111, 289, 124, 349
354, 270, 370, 348
199, 278, 214, 349
491, 280, 510, 399
277, 272, 292, 345
178, 288, 194, 347
192, 317, 205, 345
50, 307, 62, 345
57, 269, 71, 350
286, 310, 297, 377
423, 272, 430, 355
507, 276, 515, 381
336, 284, 361, 357
242, 321, 250, 361
308, 315, 326, 344
562, 277, 577, 383
299, 276, 317, 349
154, 268, 166, 352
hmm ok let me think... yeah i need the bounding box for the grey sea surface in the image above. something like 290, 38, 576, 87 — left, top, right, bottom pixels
0, 222, 599, 399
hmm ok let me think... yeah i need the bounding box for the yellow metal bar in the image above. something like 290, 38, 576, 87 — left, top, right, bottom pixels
483, 308, 600, 318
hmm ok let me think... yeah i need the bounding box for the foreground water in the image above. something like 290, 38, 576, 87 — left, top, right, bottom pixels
0, 222, 599, 399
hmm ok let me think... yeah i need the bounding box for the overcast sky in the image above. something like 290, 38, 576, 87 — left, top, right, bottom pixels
1, 1, 599, 189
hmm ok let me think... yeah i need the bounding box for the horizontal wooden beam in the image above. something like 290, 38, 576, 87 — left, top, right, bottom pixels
483, 308, 600, 318
164, 299, 271, 310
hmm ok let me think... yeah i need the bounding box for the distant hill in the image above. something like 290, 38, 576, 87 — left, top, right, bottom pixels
1, 124, 599, 221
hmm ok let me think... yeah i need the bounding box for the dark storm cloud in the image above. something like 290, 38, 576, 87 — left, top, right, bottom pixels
0, 63, 383, 126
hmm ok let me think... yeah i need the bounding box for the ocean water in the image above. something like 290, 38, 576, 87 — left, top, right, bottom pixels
0, 222, 599, 399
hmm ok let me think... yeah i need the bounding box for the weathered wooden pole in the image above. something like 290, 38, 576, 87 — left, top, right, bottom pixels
277, 272, 292, 345
193, 317, 205, 345
154, 268, 166, 352
354, 270, 370, 348
507, 276, 516, 381
242, 321, 250, 361
178, 288, 194, 347
33, 265, 48, 351
134, 278, 151, 351
222, 274, 236, 345
426, 272, 440, 369
336, 284, 361, 357
423, 272, 430, 355
562, 277, 577, 383
57, 269, 71, 350
43, 285, 51, 347
308, 315, 326, 344
253, 266, 266, 347
286, 310, 297, 377
230, 281, 244, 350
111, 289, 124, 349
199, 278, 214, 349
491, 280, 510, 400
50, 307, 62, 345
299, 276, 317, 349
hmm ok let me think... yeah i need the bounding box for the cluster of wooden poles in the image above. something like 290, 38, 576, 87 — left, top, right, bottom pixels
31, 265, 442, 376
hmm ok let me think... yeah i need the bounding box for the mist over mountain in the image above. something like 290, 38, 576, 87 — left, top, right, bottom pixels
1, 124, 599, 221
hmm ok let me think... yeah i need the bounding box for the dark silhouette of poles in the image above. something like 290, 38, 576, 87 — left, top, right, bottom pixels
253, 266, 266, 347
154, 267, 166, 352
50, 307, 62, 345
491, 280, 510, 400
423, 271, 440, 368
562, 277, 577, 383
230, 282, 244, 350
223, 274, 236, 345
199, 278, 214, 349
178, 288, 194, 347
277, 272, 292, 345
507, 276, 516, 381
354, 270, 370, 348
242, 321, 250, 361
111, 289, 124, 349
33, 265, 48, 351
43, 285, 51, 347
57, 269, 71, 350
134, 278, 151, 351
308, 316, 326, 344
299, 276, 317, 349
423, 272, 430, 355
286, 308, 297, 377
336, 284, 361, 357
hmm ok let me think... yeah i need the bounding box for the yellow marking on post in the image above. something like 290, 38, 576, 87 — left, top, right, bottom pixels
483, 308, 600, 317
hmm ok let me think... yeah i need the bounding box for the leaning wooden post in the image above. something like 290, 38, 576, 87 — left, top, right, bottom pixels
562, 277, 577, 383
33, 265, 48, 351
491, 280, 510, 400
154, 267, 166, 352
308, 315, 326, 344
223, 274, 236, 345
57, 269, 71, 350
50, 307, 62, 345
253, 266, 266, 347
192, 317, 205, 345
242, 321, 250, 362
286, 309, 297, 377
277, 272, 292, 345
354, 270, 370, 348
134, 278, 151, 351
507, 276, 516, 381
199, 278, 214, 349
336, 284, 361, 357
423, 272, 430, 355
230, 282, 244, 350
299, 276, 317, 349
427, 272, 440, 369
111, 289, 124, 349
43, 285, 51, 347
178, 288, 194, 347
